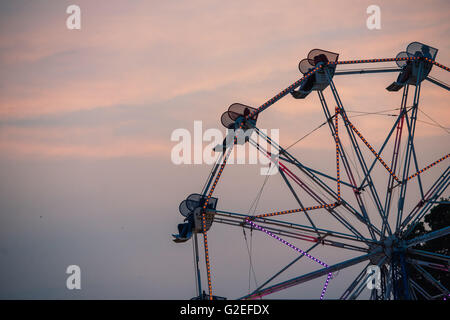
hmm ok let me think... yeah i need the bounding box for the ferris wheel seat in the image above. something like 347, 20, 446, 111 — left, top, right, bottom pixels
291, 88, 311, 99
388, 42, 438, 91
179, 193, 218, 217
174, 194, 218, 239
292, 49, 339, 99
220, 103, 258, 130
406, 61, 433, 85
298, 49, 339, 75
406, 42, 438, 61
386, 81, 404, 92
193, 207, 216, 233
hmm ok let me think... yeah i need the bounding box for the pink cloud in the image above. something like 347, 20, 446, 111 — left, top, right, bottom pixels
0, 0, 448, 158
0, 137, 169, 158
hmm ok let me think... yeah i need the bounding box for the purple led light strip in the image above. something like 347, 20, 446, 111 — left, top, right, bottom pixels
245, 218, 332, 300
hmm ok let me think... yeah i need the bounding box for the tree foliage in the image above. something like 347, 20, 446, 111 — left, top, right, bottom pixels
406, 198, 449, 299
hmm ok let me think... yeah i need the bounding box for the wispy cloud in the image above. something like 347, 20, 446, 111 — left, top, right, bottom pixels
0, 0, 448, 158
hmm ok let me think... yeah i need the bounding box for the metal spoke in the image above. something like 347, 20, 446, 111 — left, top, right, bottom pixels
239, 251, 381, 300
411, 263, 450, 296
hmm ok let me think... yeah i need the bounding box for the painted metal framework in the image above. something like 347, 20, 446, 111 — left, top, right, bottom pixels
186, 54, 450, 300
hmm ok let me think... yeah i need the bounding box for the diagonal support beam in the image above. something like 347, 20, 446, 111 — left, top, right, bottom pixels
239, 250, 381, 300
400, 167, 450, 234
425, 76, 450, 91
251, 242, 321, 295
411, 263, 450, 296
405, 226, 450, 248
407, 248, 450, 264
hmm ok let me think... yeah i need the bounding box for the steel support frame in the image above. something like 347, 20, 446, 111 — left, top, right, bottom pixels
251, 130, 380, 241
325, 68, 390, 239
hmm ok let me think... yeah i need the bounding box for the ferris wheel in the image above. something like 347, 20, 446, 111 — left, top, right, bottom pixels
172, 41, 450, 300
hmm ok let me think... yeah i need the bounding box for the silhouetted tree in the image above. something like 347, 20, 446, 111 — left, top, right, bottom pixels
405, 198, 449, 299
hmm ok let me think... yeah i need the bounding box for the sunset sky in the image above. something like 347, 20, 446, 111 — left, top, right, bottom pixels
0, 0, 449, 299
